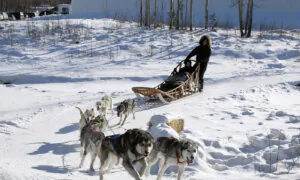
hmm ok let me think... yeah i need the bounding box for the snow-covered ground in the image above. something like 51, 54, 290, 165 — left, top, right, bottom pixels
0, 17, 300, 180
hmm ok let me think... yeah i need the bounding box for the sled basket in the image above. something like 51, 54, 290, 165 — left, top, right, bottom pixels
132, 60, 200, 103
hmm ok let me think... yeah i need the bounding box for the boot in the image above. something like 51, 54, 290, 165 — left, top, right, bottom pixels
199, 83, 203, 92
199, 79, 203, 92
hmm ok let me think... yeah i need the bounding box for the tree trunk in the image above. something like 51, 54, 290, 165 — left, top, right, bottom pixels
145, 0, 147, 26
154, 0, 157, 26
147, 0, 151, 27
140, 0, 143, 26
205, 0, 209, 29
244, 0, 250, 36
190, 0, 193, 31
185, 0, 188, 30
238, 0, 244, 37
161, 0, 165, 25
170, 0, 174, 29
180, 0, 184, 29
246, 0, 254, 37
176, 0, 180, 30
145, 0, 150, 27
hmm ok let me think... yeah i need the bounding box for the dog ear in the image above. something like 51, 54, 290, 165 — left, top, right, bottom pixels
145, 132, 154, 141
182, 141, 189, 150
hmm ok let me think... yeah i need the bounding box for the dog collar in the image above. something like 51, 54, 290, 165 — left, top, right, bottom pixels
90, 125, 98, 132
134, 151, 144, 159
176, 151, 192, 165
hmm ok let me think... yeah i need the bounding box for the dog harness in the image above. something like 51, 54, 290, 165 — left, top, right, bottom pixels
176, 151, 192, 165
109, 135, 144, 160
109, 135, 124, 158
156, 137, 191, 165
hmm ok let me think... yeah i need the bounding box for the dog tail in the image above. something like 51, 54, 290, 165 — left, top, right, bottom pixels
75, 106, 84, 118
76, 107, 88, 130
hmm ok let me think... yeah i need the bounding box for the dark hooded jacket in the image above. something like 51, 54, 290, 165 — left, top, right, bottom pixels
185, 35, 211, 64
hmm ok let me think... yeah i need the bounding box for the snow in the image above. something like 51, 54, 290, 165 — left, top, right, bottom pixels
0, 16, 300, 180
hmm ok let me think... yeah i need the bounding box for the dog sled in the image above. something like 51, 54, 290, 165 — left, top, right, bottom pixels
132, 60, 200, 103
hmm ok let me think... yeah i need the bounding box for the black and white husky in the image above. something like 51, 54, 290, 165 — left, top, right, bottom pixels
116, 99, 137, 126
99, 129, 154, 180
145, 137, 198, 180
79, 115, 107, 172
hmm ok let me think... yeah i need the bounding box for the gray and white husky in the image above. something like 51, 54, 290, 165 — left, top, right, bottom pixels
96, 95, 113, 117
116, 99, 137, 126
145, 137, 198, 180
99, 128, 154, 180
76, 106, 95, 132
79, 115, 107, 172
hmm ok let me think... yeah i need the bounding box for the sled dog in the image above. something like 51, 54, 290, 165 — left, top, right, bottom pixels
76, 107, 95, 131
96, 95, 113, 117
99, 129, 154, 180
79, 115, 106, 171
145, 137, 198, 180
116, 99, 137, 126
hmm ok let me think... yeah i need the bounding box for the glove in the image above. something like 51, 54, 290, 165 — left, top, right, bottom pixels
184, 59, 189, 64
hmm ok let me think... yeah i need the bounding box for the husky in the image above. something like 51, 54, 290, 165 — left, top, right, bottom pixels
79, 115, 107, 171
99, 129, 154, 180
116, 99, 137, 126
145, 137, 198, 180
76, 107, 95, 131
96, 95, 113, 117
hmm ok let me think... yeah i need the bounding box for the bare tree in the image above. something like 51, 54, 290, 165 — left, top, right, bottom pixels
147, 0, 151, 27
235, 0, 254, 37
145, 0, 150, 27
205, 0, 209, 29
140, 0, 143, 26
185, 0, 188, 30
154, 0, 157, 26
169, 0, 174, 29
245, 0, 253, 37
180, 0, 184, 29
238, 0, 244, 37
161, 0, 165, 25
190, 0, 193, 31
176, 0, 180, 30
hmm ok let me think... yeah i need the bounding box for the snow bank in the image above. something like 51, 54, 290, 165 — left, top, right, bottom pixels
147, 113, 182, 139
147, 123, 179, 140
149, 113, 182, 126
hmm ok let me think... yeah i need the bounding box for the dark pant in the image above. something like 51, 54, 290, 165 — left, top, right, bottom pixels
199, 62, 208, 90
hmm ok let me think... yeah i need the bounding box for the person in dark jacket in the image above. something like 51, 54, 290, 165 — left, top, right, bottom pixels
179, 59, 194, 74
185, 35, 211, 92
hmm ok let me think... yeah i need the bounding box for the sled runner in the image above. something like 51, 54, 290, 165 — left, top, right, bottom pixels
132, 60, 200, 103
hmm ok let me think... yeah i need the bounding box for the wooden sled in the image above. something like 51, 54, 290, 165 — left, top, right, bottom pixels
132, 60, 200, 103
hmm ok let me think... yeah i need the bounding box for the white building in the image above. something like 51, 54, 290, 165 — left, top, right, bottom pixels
71, 0, 300, 29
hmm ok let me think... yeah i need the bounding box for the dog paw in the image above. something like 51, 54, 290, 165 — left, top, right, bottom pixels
89, 168, 95, 172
